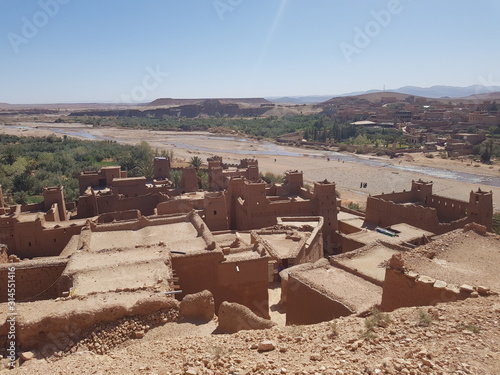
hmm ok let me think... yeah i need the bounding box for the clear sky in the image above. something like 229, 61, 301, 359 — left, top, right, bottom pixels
1, 0, 500, 103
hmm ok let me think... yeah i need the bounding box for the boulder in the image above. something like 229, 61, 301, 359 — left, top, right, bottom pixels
217, 301, 276, 334
180, 290, 215, 321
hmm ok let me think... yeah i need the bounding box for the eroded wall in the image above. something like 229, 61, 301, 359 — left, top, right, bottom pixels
381, 268, 472, 311
286, 274, 353, 325
0, 259, 68, 302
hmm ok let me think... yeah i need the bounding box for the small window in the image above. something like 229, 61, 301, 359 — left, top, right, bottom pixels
213, 210, 217, 215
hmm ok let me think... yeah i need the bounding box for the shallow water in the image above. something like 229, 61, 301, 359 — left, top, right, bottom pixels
23, 127, 500, 188
163, 135, 500, 188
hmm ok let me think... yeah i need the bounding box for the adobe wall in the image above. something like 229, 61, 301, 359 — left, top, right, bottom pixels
216, 257, 270, 318
43, 186, 67, 221
171, 251, 223, 301
366, 196, 483, 235
76, 193, 98, 218
0, 245, 7, 263
13, 223, 84, 259
44, 205, 60, 222
427, 195, 467, 222
182, 167, 198, 192
295, 229, 323, 265
78, 173, 101, 195
381, 268, 475, 312
365, 196, 440, 232
91, 193, 166, 217
97, 210, 141, 224
153, 157, 170, 179
156, 199, 194, 215
0, 258, 68, 302
286, 274, 353, 325
338, 220, 363, 235
371, 191, 417, 204
340, 235, 366, 253
234, 199, 314, 231
203, 192, 229, 231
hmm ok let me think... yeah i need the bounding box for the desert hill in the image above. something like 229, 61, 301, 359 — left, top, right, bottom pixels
148, 97, 271, 107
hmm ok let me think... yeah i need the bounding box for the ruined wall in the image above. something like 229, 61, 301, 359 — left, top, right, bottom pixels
0, 259, 68, 302
92, 193, 165, 217
381, 269, 474, 312
156, 199, 194, 215
295, 229, 323, 265
286, 274, 353, 325
365, 196, 440, 232
427, 195, 467, 222
371, 191, 417, 204
43, 186, 67, 221
97, 210, 141, 223
171, 251, 223, 301
365, 195, 488, 235
13, 223, 83, 259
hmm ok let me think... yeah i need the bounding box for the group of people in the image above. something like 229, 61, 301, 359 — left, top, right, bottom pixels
360, 182, 368, 188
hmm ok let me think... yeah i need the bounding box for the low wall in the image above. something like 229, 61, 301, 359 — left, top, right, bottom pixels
0, 258, 68, 302
171, 251, 224, 302
217, 257, 270, 318
380, 268, 488, 311
286, 274, 353, 325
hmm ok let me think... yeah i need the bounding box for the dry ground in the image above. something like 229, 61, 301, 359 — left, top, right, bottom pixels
7, 295, 500, 374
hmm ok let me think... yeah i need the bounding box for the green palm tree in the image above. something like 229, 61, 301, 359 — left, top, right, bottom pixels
189, 156, 203, 169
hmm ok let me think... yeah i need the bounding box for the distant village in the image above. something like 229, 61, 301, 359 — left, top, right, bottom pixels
276, 93, 499, 157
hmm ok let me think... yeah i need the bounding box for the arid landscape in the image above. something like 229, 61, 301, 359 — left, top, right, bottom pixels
1, 122, 499, 210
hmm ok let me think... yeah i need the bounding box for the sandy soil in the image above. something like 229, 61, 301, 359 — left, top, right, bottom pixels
10, 295, 500, 374
1, 123, 499, 210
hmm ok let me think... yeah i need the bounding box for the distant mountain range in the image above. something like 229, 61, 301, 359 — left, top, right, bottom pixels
268, 85, 500, 104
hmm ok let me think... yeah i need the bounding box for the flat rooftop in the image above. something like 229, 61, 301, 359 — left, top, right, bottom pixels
89, 222, 207, 253
345, 223, 434, 246
292, 266, 382, 313
259, 232, 308, 259
400, 229, 500, 292
332, 243, 402, 284
64, 247, 172, 296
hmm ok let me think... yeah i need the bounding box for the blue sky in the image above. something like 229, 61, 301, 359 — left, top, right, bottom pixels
1, 0, 500, 103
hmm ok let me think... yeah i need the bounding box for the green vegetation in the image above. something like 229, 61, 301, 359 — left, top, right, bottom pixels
0, 135, 156, 204
259, 172, 285, 185
347, 202, 360, 211
461, 324, 480, 334
492, 213, 500, 235
417, 309, 434, 327
72, 114, 411, 147
361, 308, 391, 339
189, 156, 203, 169
328, 321, 339, 339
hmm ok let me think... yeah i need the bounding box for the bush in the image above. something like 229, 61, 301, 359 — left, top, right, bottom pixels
348, 202, 360, 210
260, 172, 284, 185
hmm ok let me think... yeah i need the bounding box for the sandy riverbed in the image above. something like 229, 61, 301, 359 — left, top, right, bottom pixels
2, 123, 499, 210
